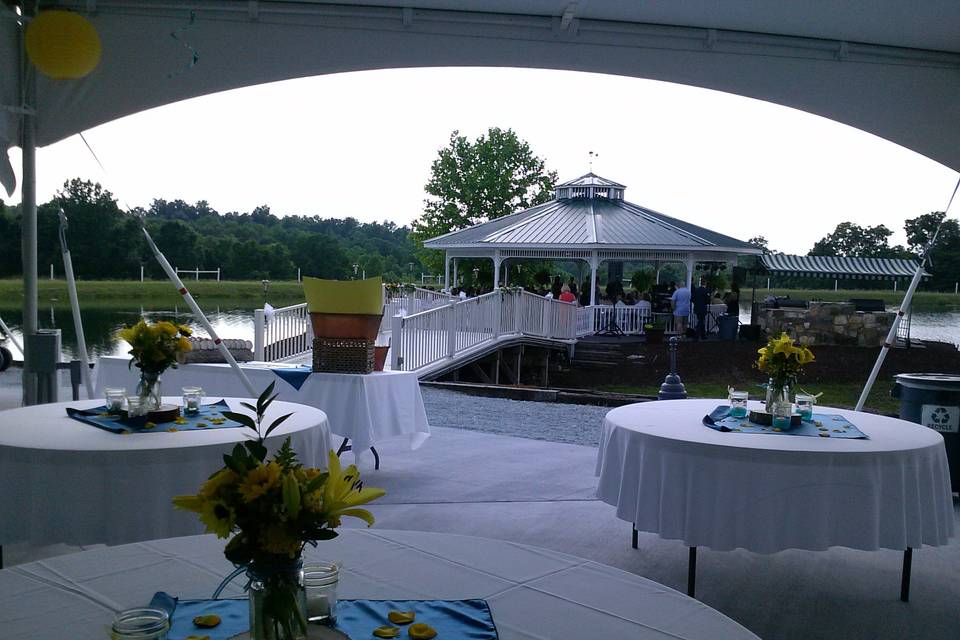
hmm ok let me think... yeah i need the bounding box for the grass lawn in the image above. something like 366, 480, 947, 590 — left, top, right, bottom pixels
0, 278, 308, 308
601, 381, 900, 415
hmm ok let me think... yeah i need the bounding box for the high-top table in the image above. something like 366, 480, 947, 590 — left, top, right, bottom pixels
95, 357, 431, 468
0, 530, 760, 639
596, 399, 955, 600
0, 397, 331, 552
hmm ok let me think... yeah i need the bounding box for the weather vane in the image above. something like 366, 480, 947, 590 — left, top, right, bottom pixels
588, 150, 598, 172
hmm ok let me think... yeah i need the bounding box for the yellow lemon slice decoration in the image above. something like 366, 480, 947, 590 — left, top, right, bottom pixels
408, 623, 437, 639
373, 626, 401, 638
387, 611, 416, 625
192, 614, 221, 628
186, 636, 210, 640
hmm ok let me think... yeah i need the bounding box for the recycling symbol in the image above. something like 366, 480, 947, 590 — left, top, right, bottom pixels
930, 407, 950, 425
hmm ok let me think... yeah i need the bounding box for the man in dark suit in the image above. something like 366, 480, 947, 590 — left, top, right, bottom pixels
691, 277, 711, 341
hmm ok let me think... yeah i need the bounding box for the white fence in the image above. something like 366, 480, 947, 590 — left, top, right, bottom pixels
253, 286, 453, 362
253, 288, 730, 371
254, 303, 311, 362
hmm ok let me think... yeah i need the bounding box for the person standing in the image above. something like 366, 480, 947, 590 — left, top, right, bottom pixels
691, 278, 711, 340
723, 284, 741, 317
671, 282, 691, 337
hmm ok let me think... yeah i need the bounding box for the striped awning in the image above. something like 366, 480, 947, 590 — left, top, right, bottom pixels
761, 254, 926, 278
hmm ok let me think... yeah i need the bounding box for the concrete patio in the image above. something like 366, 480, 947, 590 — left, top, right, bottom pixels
2, 370, 958, 639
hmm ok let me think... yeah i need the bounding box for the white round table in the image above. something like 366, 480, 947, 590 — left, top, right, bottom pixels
596, 399, 955, 599
0, 530, 760, 639
0, 397, 332, 548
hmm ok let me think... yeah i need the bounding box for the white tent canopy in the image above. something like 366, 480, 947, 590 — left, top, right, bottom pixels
3, 0, 960, 194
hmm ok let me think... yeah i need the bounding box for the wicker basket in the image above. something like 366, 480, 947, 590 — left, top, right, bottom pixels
312, 338, 374, 374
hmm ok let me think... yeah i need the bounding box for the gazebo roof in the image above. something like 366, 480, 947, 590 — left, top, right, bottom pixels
424, 174, 759, 254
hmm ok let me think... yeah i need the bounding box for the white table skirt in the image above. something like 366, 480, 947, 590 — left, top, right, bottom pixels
0, 397, 331, 547
0, 530, 759, 640
596, 399, 955, 554
95, 356, 430, 453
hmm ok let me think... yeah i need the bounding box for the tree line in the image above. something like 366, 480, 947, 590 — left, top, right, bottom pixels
0, 179, 424, 282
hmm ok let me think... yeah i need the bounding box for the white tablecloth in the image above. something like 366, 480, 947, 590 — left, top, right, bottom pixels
596, 399, 955, 554
0, 397, 331, 547
95, 357, 430, 453
0, 530, 759, 640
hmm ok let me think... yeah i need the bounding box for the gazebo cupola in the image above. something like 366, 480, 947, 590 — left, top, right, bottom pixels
554, 173, 626, 201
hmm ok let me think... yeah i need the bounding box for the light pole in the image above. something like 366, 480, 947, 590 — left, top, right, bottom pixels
352, 264, 359, 279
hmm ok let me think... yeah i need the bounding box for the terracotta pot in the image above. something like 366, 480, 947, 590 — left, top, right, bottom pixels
374, 346, 389, 372
310, 313, 382, 340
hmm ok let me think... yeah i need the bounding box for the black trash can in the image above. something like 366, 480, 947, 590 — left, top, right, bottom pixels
892, 373, 960, 492
718, 315, 738, 341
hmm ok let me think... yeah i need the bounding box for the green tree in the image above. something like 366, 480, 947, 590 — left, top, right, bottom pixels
808, 222, 908, 258
747, 236, 770, 252
411, 128, 557, 272
904, 211, 960, 290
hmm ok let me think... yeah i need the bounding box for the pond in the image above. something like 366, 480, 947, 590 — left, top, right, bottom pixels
1, 303, 958, 361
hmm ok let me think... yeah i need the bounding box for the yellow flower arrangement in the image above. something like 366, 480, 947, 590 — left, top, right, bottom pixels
173, 383, 385, 639
755, 331, 815, 391
118, 319, 192, 376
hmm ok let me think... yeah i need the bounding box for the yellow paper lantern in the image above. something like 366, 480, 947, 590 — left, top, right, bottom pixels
25, 10, 102, 80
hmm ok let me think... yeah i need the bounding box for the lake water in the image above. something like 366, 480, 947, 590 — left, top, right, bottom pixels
1, 304, 958, 361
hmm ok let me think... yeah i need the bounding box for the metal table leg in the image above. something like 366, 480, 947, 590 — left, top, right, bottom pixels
687, 546, 697, 598
631, 524, 638, 549
901, 548, 913, 602
335, 437, 381, 470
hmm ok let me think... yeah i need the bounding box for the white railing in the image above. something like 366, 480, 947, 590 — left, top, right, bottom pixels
381, 286, 454, 333
390, 289, 579, 371
254, 303, 311, 362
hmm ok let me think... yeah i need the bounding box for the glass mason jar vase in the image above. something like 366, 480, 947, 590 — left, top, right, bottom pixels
764, 379, 790, 416
135, 372, 162, 414
247, 558, 308, 640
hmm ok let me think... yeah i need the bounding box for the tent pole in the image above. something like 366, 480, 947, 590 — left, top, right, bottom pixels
58, 210, 95, 399
19, 14, 38, 405
142, 227, 258, 398
855, 177, 958, 412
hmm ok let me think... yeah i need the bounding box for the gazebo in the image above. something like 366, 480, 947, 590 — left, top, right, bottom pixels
424, 173, 762, 304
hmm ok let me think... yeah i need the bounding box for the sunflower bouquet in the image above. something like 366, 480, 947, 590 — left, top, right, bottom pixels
756, 332, 815, 412
173, 383, 384, 640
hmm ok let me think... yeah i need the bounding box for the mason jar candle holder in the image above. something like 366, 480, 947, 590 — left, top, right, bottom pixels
125, 397, 148, 418
110, 607, 169, 640
303, 562, 340, 625
181, 387, 204, 415
104, 388, 127, 414
795, 393, 816, 420
772, 402, 793, 429
727, 390, 749, 417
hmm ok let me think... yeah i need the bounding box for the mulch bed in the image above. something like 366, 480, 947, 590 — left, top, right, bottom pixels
551, 339, 960, 389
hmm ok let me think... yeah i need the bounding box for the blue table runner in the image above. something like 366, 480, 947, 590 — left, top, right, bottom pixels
66, 399, 244, 434
703, 405, 869, 439
150, 593, 499, 639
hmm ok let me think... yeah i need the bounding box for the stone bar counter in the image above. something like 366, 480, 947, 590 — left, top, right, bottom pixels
758, 302, 895, 347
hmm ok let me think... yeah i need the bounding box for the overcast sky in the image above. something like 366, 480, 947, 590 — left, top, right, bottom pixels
6, 67, 958, 255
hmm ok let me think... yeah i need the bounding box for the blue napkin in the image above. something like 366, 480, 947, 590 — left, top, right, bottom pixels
337, 599, 498, 639
66, 399, 243, 434
703, 405, 869, 439
150, 592, 248, 640
272, 365, 313, 391
149, 594, 499, 640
